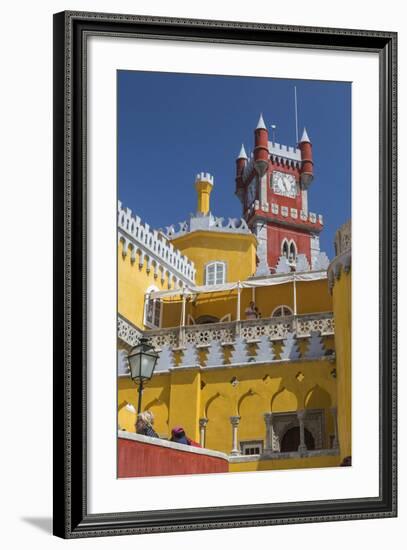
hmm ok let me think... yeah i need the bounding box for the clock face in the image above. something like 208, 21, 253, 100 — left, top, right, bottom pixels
271, 171, 297, 198
247, 180, 256, 204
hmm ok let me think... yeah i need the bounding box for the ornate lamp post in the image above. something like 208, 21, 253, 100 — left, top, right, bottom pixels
127, 337, 159, 414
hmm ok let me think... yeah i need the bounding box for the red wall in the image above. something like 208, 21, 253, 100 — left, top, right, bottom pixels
118, 437, 229, 478
267, 223, 311, 269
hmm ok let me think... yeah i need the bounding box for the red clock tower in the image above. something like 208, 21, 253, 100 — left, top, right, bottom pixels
235, 114, 326, 275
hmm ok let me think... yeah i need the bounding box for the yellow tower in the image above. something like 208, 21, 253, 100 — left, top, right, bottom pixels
195, 172, 214, 215
328, 221, 351, 463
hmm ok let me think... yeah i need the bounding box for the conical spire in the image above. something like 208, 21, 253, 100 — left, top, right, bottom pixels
256, 113, 267, 130
237, 143, 248, 160
300, 127, 311, 143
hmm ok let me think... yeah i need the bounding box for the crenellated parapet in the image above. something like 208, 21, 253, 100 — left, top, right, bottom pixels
165, 212, 251, 239
118, 201, 196, 286
327, 220, 351, 292
245, 200, 324, 231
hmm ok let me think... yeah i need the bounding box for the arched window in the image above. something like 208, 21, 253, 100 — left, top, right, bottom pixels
289, 241, 297, 263
281, 239, 297, 265
144, 285, 161, 328
271, 305, 294, 318
282, 239, 289, 259
204, 261, 226, 285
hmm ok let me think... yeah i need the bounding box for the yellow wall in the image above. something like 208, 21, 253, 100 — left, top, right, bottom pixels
118, 239, 169, 329
171, 231, 257, 285
118, 358, 338, 461
332, 268, 352, 461
229, 454, 340, 472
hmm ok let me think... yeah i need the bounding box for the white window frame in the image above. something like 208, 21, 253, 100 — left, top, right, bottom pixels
204, 261, 227, 286
240, 440, 264, 456
143, 285, 162, 329
288, 239, 297, 264
271, 305, 294, 318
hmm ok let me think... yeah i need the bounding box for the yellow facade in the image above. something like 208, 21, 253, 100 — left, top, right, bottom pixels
117, 177, 351, 472
118, 357, 337, 455
329, 223, 352, 462
171, 231, 257, 285
118, 238, 170, 329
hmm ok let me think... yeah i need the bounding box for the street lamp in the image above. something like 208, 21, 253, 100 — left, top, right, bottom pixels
127, 337, 159, 414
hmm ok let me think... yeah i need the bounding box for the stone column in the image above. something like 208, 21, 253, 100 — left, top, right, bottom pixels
264, 412, 273, 452
330, 406, 339, 449
297, 409, 307, 453
230, 415, 241, 456
199, 417, 208, 447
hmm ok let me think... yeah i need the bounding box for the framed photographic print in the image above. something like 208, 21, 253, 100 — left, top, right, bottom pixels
53, 11, 397, 538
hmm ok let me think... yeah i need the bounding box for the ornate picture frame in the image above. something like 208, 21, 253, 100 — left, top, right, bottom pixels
53, 11, 397, 538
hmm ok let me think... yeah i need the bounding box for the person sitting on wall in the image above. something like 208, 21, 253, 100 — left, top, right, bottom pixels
245, 301, 261, 320
170, 426, 201, 447
135, 410, 159, 438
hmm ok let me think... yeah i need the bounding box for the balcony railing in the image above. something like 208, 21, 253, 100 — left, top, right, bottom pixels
146, 313, 334, 350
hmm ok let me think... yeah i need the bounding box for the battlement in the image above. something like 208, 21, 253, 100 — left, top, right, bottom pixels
245, 200, 324, 229
268, 142, 302, 162
165, 213, 251, 239
195, 172, 214, 186
118, 201, 196, 285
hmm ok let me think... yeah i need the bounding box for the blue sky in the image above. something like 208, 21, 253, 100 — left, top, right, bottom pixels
118, 71, 351, 258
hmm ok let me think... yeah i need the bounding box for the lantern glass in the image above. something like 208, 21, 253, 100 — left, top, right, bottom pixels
127, 338, 158, 382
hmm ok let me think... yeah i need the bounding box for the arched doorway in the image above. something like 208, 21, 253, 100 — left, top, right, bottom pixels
280, 426, 315, 452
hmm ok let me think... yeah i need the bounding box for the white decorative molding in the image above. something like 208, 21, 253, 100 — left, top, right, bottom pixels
230, 337, 249, 364
275, 255, 291, 274
165, 212, 251, 239
280, 332, 301, 360
268, 142, 301, 165
304, 331, 326, 359
255, 335, 275, 362
295, 254, 310, 272
117, 315, 143, 347
290, 208, 298, 219
254, 221, 270, 277
271, 203, 279, 215
328, 220, 351, 292
118, 313, 335, 371
155, 344, 175, 372
180, 342, 201, 368
309, 212, 317, 223
312, 251, 330, 271
195, 171, 214, 186
118, 201, 196, 285
281, 206, 288, 217
205, 341, 224, 367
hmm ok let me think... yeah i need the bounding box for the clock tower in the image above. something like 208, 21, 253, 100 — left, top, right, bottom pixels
235, 114, 327, 275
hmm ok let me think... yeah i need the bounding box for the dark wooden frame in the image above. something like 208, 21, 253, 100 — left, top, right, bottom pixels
53, 10, 397, 538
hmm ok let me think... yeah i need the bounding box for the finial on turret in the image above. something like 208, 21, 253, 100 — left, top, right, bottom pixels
237, 144, 248, 160
256, 113, 267, 130
300, 127, 311, 143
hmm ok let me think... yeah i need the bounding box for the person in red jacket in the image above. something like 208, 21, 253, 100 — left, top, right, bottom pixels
170, 426, 201, 447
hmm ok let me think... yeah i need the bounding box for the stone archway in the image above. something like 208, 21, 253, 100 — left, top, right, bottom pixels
280, 426, 315, 452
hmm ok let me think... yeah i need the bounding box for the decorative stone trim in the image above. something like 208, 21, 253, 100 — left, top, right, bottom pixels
118, 314, 143, 348
165, 212, 251, 238
327, 250, 351, 292
118, 201, 196, 285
